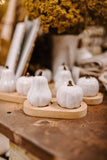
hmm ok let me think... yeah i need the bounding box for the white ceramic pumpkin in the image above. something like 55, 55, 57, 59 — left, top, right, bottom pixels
54, 63, 69, 82
55, 63, 69, 72
27, 71, 52, 106
35, 68, 52, 82
55, 66, 74, 91
16, 73, 33, 96
57, 81, 83, 108
0, 66, 16, 92
77, 75, 99, 97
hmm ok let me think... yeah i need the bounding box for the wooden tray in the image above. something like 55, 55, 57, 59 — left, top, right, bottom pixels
23, 98, 87, 119
0, 91, 26, 104
83, 92, 103, 105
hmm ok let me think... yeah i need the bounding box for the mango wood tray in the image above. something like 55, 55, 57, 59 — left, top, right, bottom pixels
83, 92, 103, 105
0, 91, 26, 104
23, 98, 87, 119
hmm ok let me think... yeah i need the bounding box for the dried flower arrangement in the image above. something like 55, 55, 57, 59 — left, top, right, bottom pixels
23, 0, 107, 34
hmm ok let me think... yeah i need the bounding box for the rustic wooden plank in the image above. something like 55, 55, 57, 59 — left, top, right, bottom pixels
0, 101, 54, 160
0, 92, 107, 160
10, 142, 40, 160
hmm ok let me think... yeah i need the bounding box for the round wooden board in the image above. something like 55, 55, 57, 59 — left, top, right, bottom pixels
23, 99, 87, 119
0, 91, 27, 104
83, 92, 103, 105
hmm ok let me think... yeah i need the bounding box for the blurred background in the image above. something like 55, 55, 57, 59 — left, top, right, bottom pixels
0, 1, 107, 159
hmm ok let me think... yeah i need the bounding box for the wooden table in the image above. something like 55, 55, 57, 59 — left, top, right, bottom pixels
0, 92, 107, 160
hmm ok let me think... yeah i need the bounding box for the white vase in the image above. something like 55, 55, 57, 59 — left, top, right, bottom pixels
52, 35, 78, 75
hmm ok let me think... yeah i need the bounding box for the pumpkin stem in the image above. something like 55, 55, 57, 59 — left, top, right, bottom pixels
64, 66, 67, 70
26, 72, 30, 77
5, 66, 9, 69
67, 80, 73, 86
86, 75, 91, 79
38, 71, 42, 76
62, 62, 65, 66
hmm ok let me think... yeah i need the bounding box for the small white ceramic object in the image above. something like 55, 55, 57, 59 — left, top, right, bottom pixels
35, 68, 52, 82
54, 63, 69, 82
55, 66, 74, 91
77, 75, 99, 97
0, 66, 16, 92
16, 72, 33, 96
57, 81, 83, 108
27, 71, 52, 106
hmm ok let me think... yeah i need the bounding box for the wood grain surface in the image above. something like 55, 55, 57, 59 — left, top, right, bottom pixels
0, 91, 107, 160
23, 99, 87, 119
83, 92, 103, 105
0, 91, 26, 104
10, 142, 40, 160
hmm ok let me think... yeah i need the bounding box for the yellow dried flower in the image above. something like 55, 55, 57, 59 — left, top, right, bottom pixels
23, 0, 107, 34
87, 0, 107, 25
